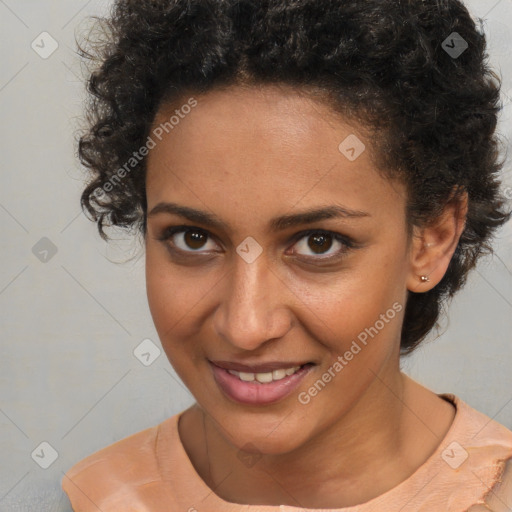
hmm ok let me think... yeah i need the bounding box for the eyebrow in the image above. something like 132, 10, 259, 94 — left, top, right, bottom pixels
148, 202, 370, 232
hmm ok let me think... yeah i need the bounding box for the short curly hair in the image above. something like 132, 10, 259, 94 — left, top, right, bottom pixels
77, 0, 511, 355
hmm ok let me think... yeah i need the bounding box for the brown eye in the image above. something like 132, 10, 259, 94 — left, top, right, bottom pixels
291, 230, 352, 260
307, 233, 333, 254
157, 226, 354, 262
158, 226, 219, 253
183, 230, 208, 250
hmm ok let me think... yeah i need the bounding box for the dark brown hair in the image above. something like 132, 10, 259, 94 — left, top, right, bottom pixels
77, 0, 511, 354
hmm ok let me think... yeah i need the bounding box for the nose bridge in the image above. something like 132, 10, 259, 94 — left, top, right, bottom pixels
213, 253, 291, 350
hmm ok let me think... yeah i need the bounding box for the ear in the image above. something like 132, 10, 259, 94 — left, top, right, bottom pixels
406, 190, 468, 293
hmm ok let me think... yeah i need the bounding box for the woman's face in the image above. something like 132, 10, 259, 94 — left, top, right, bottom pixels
145, 85, 414, 453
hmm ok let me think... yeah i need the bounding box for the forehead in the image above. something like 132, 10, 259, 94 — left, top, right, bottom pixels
150, 84, 361, 158
145, 85, 406, 229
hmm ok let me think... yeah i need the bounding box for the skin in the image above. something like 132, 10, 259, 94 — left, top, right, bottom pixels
144, 84, 467, 507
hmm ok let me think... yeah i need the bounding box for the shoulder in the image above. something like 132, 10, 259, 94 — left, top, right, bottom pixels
61, 414, 180, 511
439, 394, 512, 510
446, 393, 512, 455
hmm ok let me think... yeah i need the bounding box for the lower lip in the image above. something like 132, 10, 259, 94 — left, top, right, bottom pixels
210, 362, 313, 405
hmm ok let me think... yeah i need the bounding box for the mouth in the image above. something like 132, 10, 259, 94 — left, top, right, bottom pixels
209, 360, 315, 405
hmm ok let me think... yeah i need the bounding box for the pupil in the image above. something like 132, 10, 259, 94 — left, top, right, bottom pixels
308, 234, 332, 254
185, 230, 206, 250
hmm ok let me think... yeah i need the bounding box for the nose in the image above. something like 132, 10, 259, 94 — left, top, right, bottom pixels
212, 253, 293, 352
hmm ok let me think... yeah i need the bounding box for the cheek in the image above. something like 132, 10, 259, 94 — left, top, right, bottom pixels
145, 250, 174, 329
145, 259, 195, 379
294, 279, 405, 417
285, 264, 405, 352
145, 246, 224, 374
146, 247, 208, 331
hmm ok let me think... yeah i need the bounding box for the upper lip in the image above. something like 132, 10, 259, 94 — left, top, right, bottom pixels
210, 360, 312, 373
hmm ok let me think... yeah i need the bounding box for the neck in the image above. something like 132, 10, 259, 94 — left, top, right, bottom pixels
183, 366, 453, 508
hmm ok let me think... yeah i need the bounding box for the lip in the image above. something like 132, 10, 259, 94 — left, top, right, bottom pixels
209, 360, 314, 406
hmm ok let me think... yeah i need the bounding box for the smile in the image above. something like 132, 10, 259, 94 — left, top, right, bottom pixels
227, 366, 302, 383
209, 361, 314, 405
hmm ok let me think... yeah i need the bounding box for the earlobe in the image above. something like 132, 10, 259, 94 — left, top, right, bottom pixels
406, 192, 468, 294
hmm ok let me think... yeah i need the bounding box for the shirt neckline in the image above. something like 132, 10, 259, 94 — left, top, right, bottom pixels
156, 393, 488, 510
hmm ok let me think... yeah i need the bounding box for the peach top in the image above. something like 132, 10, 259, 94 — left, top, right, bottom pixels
62, 394, 512, 511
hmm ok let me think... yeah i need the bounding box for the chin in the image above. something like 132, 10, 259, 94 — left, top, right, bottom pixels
213, 408, 310, 454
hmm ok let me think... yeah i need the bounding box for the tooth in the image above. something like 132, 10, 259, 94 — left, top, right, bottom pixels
272, 369, 287, 380
227, 366, 303, 383
285, 366, 299, 376
255, 372, 273, 383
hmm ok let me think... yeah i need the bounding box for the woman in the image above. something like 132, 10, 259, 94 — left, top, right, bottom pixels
62, 0, 512, 509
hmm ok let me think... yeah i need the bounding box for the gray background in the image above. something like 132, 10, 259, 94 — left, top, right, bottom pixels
0, 0, 511, 510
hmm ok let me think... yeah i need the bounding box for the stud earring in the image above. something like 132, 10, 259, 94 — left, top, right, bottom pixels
420, 275, 430, 283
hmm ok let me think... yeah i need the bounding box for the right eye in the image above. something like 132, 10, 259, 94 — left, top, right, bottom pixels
156, 225, 220, 254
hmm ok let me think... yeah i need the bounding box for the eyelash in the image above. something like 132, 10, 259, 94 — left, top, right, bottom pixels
155, 225, 356, 264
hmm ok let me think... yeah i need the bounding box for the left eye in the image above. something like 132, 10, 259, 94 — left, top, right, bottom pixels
291, 231, 351, 259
